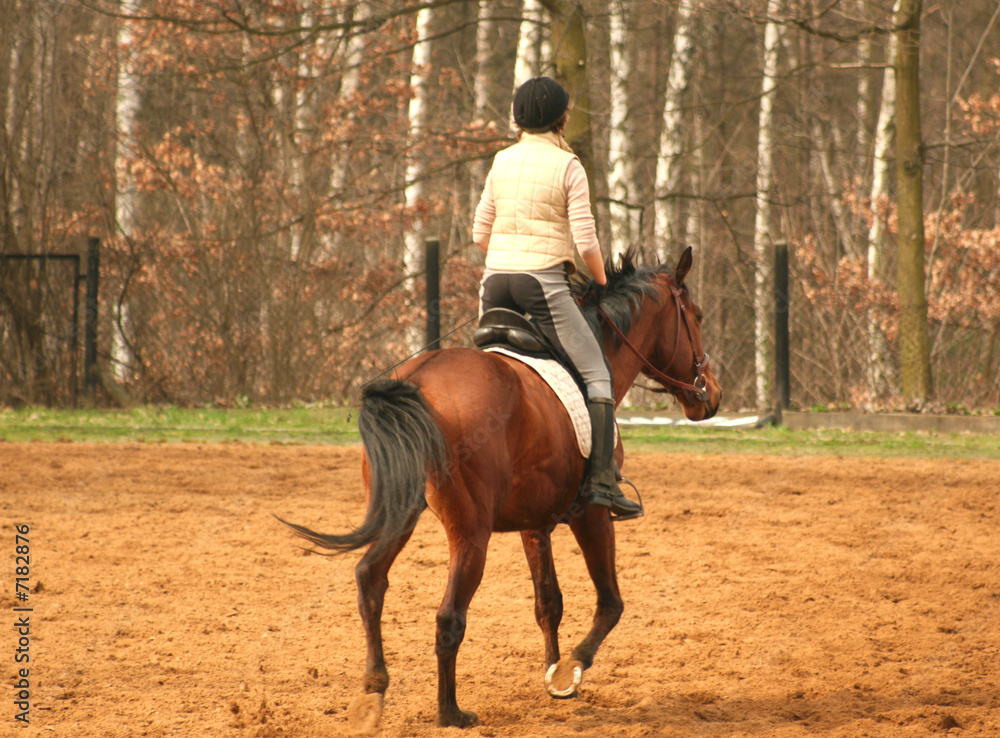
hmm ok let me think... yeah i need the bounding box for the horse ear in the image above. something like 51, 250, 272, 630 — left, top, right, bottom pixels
674, 246, 693, 286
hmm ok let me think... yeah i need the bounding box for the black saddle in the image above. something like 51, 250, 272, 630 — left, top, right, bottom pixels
473, 308, 590, 396
473, 308, 554, 356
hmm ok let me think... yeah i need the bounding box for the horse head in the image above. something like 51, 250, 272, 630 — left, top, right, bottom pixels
586, 246, 722, 421
646, 247, 722, 420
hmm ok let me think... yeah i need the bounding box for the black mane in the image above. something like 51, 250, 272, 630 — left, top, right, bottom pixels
572, 246, 673, 341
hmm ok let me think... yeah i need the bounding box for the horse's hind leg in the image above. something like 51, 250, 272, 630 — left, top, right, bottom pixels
347, 522, 418, 733
435, 533, 489, 728
546, 508, 624, 697
520, 529, 564, 668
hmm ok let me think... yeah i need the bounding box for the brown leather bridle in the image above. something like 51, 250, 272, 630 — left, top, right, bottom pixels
595, 275, 711, 404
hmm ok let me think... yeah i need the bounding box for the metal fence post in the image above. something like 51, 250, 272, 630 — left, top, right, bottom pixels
774, 241, 790, 412
425, 238, 440, 351
84, 237, 100, 396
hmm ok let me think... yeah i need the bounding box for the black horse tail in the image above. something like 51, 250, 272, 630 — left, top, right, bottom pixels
278, 378, 449, 559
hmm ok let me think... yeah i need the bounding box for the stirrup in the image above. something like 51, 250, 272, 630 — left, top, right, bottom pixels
610, 476, 644, 521
587, 478, 644, 522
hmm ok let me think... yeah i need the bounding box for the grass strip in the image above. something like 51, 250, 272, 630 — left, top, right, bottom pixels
1, 406, 998, 459
0, 406, 360, 445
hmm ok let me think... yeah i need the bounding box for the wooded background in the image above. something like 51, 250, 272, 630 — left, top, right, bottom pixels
2, 0, 999, 411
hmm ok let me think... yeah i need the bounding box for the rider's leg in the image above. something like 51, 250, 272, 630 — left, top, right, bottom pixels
583, 397, 642, 519
481, 268, 642, 519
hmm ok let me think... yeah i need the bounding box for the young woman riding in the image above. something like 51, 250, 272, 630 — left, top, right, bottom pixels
472, 76, 642, 520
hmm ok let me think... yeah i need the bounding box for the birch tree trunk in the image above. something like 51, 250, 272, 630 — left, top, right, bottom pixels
270, 13, 295, 261
401, 7, 434, 349
894, 0, 931, 408
514, 0, 547, 89
607, 0, 635, 258
653, 0, 696, 259
868, 2, 900, 277
865, 0, 901, 403
474, 0, 494, 121
327, 2, 367, 256
856, 0, 873, 154
470, 0, 495, 229
289, 1, 315, 263
402, 6, 433, 277
752, 0, 783, 410
112, 0, 142, 383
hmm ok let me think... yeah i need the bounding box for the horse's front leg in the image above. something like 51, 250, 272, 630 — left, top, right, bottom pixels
546, 507, 624, 697
436, 534, 489, 728
520, 528, 564, 668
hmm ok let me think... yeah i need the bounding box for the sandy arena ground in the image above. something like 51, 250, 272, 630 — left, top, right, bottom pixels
2, 442, 999, 737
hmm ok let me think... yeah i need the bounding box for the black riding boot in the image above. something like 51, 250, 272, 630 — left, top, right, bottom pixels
584, 397, 643, 520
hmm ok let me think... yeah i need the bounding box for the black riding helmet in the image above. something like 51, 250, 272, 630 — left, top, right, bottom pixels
512, 77, 570, 132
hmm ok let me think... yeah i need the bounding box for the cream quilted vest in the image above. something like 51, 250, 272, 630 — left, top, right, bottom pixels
485, 132, 578, 272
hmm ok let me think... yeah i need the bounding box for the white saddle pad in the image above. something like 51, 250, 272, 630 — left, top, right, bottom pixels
485, 347, 593, 457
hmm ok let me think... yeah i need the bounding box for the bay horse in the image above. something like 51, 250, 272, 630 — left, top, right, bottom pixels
280, 246, 722, 730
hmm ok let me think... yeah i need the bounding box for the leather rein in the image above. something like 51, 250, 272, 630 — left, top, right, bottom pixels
594, 276, 711, 403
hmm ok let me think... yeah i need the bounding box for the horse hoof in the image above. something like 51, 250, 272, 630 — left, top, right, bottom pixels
545, 658, 584, 698
347, 692, 384, 734
438, 707, 479, 728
